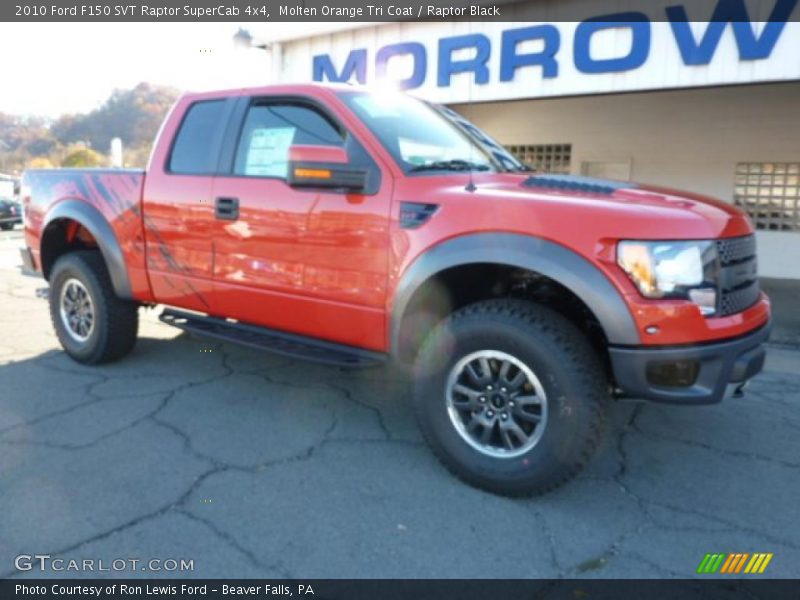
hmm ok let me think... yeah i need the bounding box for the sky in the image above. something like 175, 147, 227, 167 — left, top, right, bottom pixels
0, 23, 350, 118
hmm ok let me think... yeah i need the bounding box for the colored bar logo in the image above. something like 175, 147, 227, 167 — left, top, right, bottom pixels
697, 553, 773, 574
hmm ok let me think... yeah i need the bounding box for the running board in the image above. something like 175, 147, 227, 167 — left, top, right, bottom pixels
159, 309, 387, 369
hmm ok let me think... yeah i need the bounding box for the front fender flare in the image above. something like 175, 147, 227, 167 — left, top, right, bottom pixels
42, 200, 133, 299
390, 233, 640, 355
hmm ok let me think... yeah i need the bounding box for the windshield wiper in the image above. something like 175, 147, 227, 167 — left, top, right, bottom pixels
409, 159, 491, 173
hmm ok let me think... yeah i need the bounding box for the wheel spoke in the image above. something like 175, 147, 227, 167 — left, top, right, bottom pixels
466, 415, 483, 433
513, 407, 542, 424
500, 419, 529, 445
451, 384, 481, 410
507, 370, 526, 390
479, 420, 495, 444
464, 362, 484, 386
499, 428, 514, 450
478, 357, 492, 381
498, 360, 511, 382
514, 394, 543, 406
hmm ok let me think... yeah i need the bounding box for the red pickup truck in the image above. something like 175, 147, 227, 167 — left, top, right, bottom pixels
20, 84, 771, 496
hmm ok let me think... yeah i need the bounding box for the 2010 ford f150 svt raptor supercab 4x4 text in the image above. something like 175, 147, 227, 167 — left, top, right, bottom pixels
20, 84, 771, 496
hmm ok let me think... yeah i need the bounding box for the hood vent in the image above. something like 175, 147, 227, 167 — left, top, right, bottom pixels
522, 174, 636, 195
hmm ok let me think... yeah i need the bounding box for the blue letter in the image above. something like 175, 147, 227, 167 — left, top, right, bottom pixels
500, 25, 561, 81
667, 0, 797, 65
376, 42, 427, 90
438, 34, 491, 87
313, 49, 367, 84
574, 14, 650, 73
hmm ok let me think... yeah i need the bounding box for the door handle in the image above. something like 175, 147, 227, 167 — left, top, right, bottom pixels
215, 197, 239, 220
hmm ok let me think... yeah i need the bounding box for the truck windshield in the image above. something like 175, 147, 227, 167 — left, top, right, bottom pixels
339, 90, 497, 174
430, 103, 531, 172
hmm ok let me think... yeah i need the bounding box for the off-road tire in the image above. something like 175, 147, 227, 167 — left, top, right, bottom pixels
412, 299, 610, 497
49, 251, 138, 364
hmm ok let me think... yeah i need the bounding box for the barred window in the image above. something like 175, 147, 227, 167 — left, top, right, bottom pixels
505, 144, 572, 174
734, 162, 800, 231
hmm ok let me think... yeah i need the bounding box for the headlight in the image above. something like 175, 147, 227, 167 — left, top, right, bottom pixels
617, 240, 719, 316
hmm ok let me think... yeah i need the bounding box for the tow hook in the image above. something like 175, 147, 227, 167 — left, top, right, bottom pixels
732, 381, 749, 399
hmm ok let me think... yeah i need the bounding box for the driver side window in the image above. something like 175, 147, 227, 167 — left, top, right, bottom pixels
233, 102, 344, 179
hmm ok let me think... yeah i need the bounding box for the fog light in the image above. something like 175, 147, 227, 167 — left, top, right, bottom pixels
688, 288, 717, 316
646, 360, 700, 388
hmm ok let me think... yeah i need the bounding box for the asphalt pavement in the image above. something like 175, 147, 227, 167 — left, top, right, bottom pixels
0, 226, 798, 579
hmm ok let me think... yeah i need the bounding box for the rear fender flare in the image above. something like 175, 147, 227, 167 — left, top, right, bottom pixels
42, 200, 132, 299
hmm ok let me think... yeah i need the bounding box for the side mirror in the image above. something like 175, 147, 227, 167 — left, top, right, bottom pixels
287, 145, 366, 193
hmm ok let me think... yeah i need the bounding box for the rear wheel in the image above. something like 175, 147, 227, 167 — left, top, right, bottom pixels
412, 299, 609, 496
0, 223, 13, 231
49, 251, 138, 364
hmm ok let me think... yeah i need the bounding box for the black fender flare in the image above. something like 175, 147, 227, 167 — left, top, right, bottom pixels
42, 200, 133, 299
390, 232, 640, 355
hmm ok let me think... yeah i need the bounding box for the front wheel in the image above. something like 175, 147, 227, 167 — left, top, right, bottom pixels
412, 299, 610, 497
49, 251, 139, 364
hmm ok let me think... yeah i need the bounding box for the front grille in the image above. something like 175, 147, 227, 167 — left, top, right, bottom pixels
716, 235, 759, 316
720, 281, 760, 316
716, 235, 756, 266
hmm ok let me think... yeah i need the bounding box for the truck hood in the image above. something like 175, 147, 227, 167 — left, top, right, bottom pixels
458, 173, 754, 240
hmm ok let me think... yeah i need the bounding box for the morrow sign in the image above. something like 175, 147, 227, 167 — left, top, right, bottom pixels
302, 0, 800, 102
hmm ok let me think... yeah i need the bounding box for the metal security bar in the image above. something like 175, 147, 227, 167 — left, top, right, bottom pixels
734, 162, 800, 231
505, 144, 572, 174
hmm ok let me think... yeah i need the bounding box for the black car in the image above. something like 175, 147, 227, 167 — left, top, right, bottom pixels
0, 198, 22, 230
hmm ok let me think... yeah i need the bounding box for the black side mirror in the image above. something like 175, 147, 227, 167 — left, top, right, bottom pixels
287, 145, 366, 193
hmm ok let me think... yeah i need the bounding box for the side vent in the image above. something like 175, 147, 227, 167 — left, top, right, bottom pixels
400, 202, 439, 229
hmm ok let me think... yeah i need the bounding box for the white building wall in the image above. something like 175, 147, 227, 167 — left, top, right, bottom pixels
455, 82, 800, 279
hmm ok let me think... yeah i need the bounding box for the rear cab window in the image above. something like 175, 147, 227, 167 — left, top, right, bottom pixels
168, 99, 227, 175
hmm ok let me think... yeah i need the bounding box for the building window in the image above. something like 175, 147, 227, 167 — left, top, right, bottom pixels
734, 162, 800, 231
505, 144, 572, 174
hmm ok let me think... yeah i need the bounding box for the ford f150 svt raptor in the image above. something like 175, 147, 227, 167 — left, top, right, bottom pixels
20, 84, 771, 496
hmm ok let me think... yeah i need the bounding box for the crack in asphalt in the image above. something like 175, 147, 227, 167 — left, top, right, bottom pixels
0, 370, 110, 436
560, 400, 798, 576
628, 426, 800, 470
325, 381, 394, 441
0, 461, 218, 579
176, 509, 280, 574
558, 404, 650, 577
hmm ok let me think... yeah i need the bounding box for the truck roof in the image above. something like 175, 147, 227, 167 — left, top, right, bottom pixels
180, 82, 364, 103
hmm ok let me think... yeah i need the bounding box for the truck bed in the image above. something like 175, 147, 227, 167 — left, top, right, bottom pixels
23, 168, 147, 295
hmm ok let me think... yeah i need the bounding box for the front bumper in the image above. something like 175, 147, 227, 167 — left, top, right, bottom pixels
609, 321, 771, 404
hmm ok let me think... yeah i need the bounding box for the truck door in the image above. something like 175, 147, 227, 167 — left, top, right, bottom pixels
142, 96, 236, 312
209, 96, 392, 351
